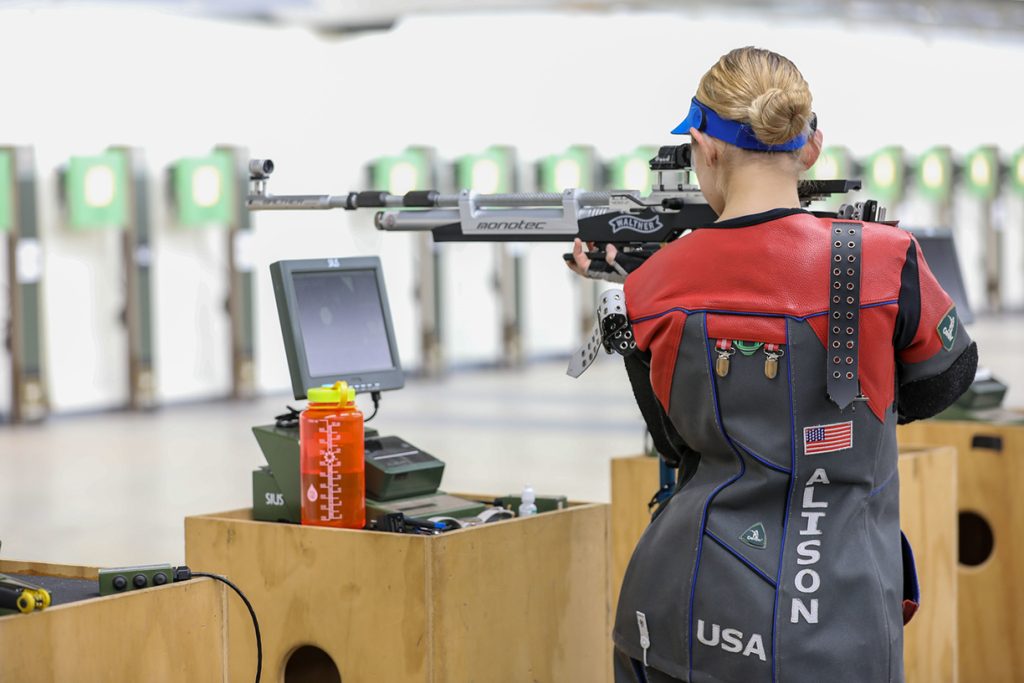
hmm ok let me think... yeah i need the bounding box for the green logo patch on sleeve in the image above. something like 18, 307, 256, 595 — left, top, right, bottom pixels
937, 306, 958, 352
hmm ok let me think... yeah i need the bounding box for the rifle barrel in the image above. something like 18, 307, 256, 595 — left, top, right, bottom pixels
247, 194, 352, 211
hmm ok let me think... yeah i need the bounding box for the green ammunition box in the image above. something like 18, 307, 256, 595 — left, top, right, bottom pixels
253, 465, 297, 523
252, 424, 302, 518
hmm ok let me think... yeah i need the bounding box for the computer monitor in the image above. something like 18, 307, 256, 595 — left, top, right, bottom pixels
908, 229, 974, 325
271, 257, 405, 399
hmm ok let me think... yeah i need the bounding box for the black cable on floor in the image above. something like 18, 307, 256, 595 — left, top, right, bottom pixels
191, 571, 262, 683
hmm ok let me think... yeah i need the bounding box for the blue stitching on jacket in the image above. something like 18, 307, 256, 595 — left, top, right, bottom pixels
770, 318, 799, 683
687, 312, 748, 681
629, 299, 898, 326
704, 529, 778, 588
733, 439, 792, 475
868, 470, 898, 498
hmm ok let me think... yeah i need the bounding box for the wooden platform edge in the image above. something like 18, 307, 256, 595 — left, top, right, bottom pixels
0, 559, 99, 580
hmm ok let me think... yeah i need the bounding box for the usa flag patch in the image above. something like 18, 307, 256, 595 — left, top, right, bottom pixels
803, 421, 853, 455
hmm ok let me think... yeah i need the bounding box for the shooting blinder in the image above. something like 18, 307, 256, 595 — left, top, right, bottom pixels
670, 97, 816, 153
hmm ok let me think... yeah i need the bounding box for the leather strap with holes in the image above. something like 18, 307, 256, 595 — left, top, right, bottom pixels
827, 222, 862, 409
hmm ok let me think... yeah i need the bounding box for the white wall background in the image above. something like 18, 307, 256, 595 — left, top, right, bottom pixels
1, 6, 1022, 412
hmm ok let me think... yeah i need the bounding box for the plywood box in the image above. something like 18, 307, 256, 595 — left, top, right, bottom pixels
185, 501, 610, 683
900, 420, 1024, 683
610, 448, 957, 683
0, 560, 227, 683
898, 445, 958, 683
609, 455, 660, 610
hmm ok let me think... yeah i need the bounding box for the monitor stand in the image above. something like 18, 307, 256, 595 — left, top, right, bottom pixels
250, 422, 484, 524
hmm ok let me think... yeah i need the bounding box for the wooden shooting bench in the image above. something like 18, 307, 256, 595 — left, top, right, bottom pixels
185, 499, 611, 683
0, 559, 228, 682
899, 417, 1024, 682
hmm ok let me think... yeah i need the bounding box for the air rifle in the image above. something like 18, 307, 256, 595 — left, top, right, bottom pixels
246, 146, 882, 274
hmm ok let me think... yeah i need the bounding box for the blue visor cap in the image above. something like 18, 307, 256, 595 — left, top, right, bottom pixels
670, 97, 807, 152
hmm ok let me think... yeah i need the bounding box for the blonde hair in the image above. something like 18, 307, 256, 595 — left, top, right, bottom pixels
696, 47, 812, 147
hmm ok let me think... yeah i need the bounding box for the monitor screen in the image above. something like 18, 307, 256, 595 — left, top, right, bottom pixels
910, 230, 974, 325
293, 269, 396, 377
271, 257, 405, 399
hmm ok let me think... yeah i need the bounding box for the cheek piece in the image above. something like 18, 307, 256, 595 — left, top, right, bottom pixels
670, 97, 811, 153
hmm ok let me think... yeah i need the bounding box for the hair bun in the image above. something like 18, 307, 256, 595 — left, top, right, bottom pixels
747, 87, 810, 146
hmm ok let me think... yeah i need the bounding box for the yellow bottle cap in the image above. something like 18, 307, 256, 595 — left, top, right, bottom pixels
346, 387, 356, 404
307, 381, 348, 404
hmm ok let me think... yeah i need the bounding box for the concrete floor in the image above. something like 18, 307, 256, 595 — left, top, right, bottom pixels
0, 314, 1019, 568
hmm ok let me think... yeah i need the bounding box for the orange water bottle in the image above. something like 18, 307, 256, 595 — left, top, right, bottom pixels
299, 381, 365, 529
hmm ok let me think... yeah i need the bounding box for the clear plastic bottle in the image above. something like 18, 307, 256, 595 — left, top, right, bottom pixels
299, 382, 365, 529
518, 484, 538, 517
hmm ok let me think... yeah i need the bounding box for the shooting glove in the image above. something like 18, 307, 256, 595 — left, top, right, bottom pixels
568, 246, 659, 283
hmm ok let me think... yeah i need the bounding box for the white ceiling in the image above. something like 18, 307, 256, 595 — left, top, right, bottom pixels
13, 0, 1024, 34
274, 0, 1024, 35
